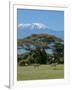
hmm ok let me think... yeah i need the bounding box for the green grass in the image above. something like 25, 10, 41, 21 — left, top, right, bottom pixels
17, 64, 64, 81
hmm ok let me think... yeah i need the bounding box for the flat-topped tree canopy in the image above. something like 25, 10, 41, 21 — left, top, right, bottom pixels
17, 34, 63, 50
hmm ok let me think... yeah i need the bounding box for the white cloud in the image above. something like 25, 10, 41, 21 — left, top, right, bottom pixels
18, 23, 48, 30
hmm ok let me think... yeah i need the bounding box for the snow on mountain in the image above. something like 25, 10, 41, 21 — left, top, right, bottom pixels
18, 23, 48, 30
17, 23, 64, 40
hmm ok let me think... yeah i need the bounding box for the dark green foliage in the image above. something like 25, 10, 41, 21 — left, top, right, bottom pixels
53, 42, 64, 64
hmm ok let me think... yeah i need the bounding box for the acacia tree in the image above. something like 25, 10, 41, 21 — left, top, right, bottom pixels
17, 34, 64, 65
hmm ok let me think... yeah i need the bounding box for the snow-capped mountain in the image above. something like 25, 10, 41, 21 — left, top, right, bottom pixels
18, 23, 48, 30
17, 23, 64, 40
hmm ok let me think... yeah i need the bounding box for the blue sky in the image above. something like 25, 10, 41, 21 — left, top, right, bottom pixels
17, 9, 64, 39
17, 9, 64, 55
17, 9, 64, 31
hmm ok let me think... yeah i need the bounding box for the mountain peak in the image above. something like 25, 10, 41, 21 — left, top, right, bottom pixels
17, 23, 48, 30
